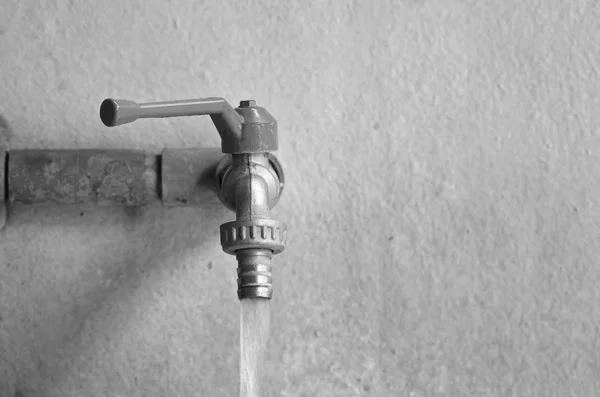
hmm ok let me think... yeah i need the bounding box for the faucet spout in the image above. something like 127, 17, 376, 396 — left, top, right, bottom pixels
218, 151, 287, 300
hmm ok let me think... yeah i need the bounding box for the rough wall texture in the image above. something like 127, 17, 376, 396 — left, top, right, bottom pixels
1, 0, 599, 396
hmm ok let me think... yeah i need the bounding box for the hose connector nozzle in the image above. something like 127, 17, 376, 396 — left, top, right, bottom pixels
220, 218, 287, 300
236, 249, 273, 299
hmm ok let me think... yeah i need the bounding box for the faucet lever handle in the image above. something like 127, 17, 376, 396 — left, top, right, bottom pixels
100, 97, 278, 154
100, 97, 243, 145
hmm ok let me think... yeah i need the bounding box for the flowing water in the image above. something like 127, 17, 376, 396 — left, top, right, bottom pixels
240, 298, 271, 397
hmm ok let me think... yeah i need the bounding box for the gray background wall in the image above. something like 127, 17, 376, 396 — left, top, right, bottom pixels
1, 0, 599, 396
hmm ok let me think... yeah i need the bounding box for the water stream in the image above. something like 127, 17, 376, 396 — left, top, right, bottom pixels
240, 299, 271, 397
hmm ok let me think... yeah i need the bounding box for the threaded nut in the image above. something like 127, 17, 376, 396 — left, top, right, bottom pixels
239, 100, 256, 108
220, 218, 287, 255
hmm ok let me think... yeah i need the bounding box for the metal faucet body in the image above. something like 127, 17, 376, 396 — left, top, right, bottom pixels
217, 151, 286, 299
99, 97, 287, 300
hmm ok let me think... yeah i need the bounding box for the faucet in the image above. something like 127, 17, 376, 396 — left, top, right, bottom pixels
100, 97, 287, 300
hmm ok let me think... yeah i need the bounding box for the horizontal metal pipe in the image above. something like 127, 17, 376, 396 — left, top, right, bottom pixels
5, 148, 224, 207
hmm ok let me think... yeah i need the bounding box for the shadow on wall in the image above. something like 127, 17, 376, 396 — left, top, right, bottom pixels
0, 114, 12, 147
0, 111, 239, 396
0, 114, 11, 229
1, 184, 233, 394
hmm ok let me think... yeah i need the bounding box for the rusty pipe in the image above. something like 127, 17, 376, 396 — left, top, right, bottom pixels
1, 148, 227, 209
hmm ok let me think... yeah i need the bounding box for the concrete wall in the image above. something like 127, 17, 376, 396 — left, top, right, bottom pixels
1, 0, 599, 396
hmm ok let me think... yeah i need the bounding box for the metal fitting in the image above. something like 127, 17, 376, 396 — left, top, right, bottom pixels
236, 248, 273, 299
217, 151, 287, 299
220, 219, 286, 255
239, 100, 256, 108
98, 96, 287, 300
228, 101, 278, 154
215, 100, 286, 300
